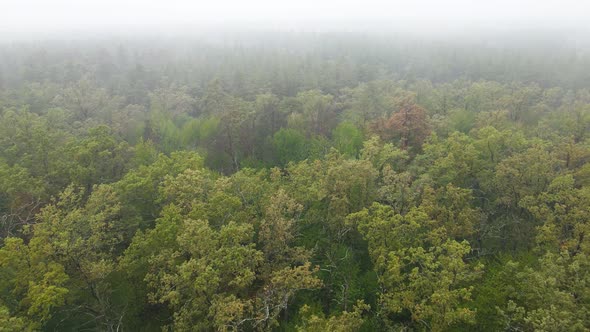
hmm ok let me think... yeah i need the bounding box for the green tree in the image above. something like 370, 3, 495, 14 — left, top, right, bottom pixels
332, 122, 363, 158
30, 184, 138, 331
272, 128, 307, 166
349, 203, 482, 331
297, 300, 370, 332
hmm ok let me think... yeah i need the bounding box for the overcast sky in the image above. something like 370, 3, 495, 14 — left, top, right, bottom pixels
1, 0, 589, 38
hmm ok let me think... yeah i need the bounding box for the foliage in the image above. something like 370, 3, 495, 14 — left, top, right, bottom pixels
0, 36, 589, 331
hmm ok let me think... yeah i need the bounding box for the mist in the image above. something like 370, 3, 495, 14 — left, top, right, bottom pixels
2, 0, 590, 331
2, 0, 590, 41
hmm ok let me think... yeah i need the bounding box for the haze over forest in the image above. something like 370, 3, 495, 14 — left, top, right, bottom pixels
0, 1, 589, 331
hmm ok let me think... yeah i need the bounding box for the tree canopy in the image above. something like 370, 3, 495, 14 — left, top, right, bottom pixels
0, 33, 589, 331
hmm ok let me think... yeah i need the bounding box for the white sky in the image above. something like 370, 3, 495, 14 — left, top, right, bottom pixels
1, 0, 589, 37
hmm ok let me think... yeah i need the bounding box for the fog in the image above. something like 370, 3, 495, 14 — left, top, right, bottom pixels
1, 2, 590, 330
2, 0, 590, 40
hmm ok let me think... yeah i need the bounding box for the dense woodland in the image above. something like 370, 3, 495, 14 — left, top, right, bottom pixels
0, 32, 589, 331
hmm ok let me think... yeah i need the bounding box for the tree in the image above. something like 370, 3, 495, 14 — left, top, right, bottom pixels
215, 97, 253, 172
258, 189, 307, 271
498, 252, 590, 332
293, 90, 335, 137
149, 85, 196, 117
520, 175, 590, 256
0, 162, 45, 239
374, 95, 431, 150
0, 237, 69, 330
56, 77, 114, 120
297, 300, 370, 332
67, 125, 131, 189
348, 203, 482, 331
418, 132, 481, 189
252, 263, 322, 330
254, 93, 283, 136
332, 122, 363, 158
272, 128, 307, 166
28, 184, 137, 331
360, 135, 408, 172
143, 206, 263, 331
494, 145, 557, 209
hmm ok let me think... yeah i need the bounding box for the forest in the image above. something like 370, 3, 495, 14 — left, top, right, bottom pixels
0, 31, 589, 331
